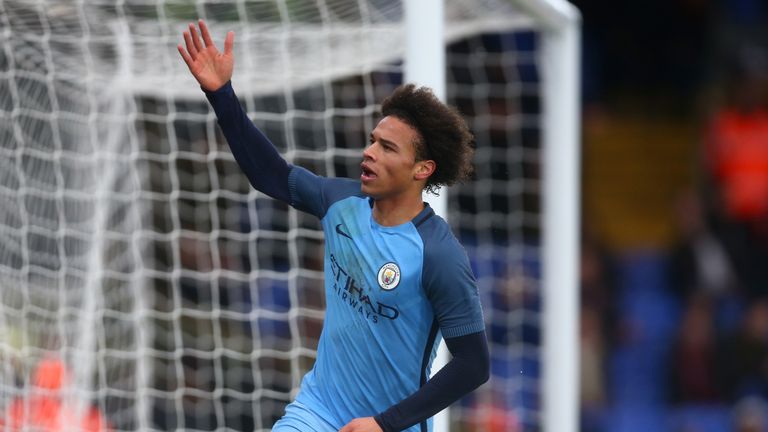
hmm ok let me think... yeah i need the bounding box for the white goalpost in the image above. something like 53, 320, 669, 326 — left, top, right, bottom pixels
408, 1, 580, 431
0, 1, 580, 431
516, 1, 581, 431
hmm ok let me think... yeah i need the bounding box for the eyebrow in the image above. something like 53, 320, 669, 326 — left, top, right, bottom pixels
370, 133, 400, 150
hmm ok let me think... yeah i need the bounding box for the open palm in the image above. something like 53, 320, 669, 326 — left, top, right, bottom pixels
178, 20, 234, 92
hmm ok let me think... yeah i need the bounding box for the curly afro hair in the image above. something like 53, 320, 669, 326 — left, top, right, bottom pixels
380, 84, 474, 195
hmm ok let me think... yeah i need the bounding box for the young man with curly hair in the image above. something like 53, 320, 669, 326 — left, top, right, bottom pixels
178, 20, 489, 432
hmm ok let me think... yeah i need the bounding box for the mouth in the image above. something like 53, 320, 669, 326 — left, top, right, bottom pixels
360, 162, 377, 182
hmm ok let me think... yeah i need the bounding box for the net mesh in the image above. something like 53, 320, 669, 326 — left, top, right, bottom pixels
0, 1, 546, 430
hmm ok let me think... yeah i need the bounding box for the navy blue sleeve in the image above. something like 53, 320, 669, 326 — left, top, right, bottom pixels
419, 217, 485, 338
204, 82, 291, 203
373, 331, 490, 432
289, 164, 364, 219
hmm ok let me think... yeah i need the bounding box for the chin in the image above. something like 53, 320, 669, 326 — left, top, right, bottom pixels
360, 184, 384, 200
360, 185, 375, 198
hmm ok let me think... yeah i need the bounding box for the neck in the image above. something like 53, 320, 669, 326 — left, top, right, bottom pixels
371, 193, 425, 227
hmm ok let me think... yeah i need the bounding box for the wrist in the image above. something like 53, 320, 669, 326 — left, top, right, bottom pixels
201, 80, 231, 94
373, 413, 394, 432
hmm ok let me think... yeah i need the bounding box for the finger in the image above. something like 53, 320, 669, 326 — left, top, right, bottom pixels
177, 44, 193, 68
198, 19, 215, 48
224, 31, 234, 56
183, 30, 198, 58
189, 22, 204, 53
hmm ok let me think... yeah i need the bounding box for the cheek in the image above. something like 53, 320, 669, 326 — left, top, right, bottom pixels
379, 154, 416, 181
387, 161, 413, 179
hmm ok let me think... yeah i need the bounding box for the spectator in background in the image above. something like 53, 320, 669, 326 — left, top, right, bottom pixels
0, 357, 111, 432
579, 229, 616, 432
667, 292, 724, 405
702, 44, 768, 296
580, 305, 607, 432
667, 190, 738, 300
667, 189, 744, 334
732, 396, 768, 432
463, 386, 521, 432
580, 228, 619, 345
719, 299, 768, 402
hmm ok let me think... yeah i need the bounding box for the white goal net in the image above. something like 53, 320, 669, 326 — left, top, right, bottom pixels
0, 1, 578, 431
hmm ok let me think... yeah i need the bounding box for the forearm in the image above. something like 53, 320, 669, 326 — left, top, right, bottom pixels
374, 331, 490, 432
204, 81, 291, 202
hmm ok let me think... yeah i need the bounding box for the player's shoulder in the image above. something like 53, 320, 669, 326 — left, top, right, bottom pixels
323, 176, 364, 201
291, 165, 361, 193
415, 207, 477, 300
414, 207, 467, 265
289, 165, 364, 217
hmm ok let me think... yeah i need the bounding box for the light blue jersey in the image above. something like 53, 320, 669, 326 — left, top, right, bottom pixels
275, 166, 485, 432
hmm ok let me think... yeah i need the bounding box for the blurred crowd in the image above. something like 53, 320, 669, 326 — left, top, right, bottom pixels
574, 0, 768, 431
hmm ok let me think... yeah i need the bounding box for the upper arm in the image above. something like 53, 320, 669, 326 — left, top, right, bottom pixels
288, 166, 364, 218
421, 225, 485, 339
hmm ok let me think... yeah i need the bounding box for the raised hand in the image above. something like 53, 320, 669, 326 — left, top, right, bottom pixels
178, 19, 234, 92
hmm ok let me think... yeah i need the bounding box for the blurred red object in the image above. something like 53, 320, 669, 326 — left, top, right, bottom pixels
0, 357, 111, 432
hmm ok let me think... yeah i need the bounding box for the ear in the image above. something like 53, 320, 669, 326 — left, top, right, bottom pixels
414, 160, 436, 181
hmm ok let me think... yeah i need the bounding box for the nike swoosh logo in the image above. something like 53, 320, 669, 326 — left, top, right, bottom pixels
335, 223, 353, 240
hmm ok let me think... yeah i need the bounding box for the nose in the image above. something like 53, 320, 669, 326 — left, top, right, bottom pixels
363, 142, 377, 161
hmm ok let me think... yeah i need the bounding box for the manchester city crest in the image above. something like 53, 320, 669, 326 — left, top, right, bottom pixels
377, 262, 401, 290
